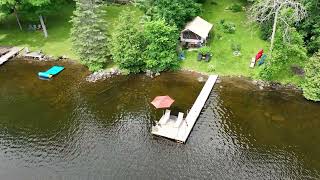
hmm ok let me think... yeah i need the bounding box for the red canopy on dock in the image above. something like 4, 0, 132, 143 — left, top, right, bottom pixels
151, 96, 175, 109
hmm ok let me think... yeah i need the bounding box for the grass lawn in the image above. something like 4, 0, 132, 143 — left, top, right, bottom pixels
0, 3, 142, 61
181, 0, 268, 78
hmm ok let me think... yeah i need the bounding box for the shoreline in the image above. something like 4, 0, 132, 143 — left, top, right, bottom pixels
181, 68, 302, 92
11, 55, 302, 91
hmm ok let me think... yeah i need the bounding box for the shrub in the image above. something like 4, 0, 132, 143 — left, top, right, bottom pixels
231, 43, 241, 52
215, 32, 222, 40
226, 3, 242, 12
302, 51, 320, 101
222, 22, 236, 33
219, 19, 225, 25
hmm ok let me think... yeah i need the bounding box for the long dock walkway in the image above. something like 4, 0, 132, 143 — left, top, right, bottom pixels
0, 47, 22, 65
151, 75, 218, 143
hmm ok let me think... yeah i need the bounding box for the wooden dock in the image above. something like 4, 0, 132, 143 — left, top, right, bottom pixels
23, 51, 44, 60
0, 47, 22, 65
151, 75, 218, 143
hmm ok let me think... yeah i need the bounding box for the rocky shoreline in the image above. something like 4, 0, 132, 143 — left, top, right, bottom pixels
13, 54, 301, 91
86, 68, 122, 82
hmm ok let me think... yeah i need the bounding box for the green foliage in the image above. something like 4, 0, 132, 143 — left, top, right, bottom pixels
302, 51, 320, 101
260, 28, 307, 80
259, 19, 273, 40
111, 11, 146, 73
299, 0, 320, 54
208, 64, 215, 72
231, 42, 241, 52
137, 0, 201, 28
226, 3, 242, 12
70, 0, 109, 72
143, 20, 179, 72
220, 21, 236, 34
198, 46, 211, 54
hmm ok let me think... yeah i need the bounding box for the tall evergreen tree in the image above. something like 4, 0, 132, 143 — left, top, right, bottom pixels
70, 0, 109, 72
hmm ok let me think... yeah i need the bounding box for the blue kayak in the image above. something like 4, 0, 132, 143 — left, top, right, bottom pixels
38, 66, 65, 78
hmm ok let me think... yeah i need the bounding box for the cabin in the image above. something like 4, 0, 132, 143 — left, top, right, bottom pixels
181, 16, 213, 48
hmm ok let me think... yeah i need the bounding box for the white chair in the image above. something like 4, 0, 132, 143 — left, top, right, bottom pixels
250, 57, 256, 68
158, 109, 171, 125
174, 112, 184, 128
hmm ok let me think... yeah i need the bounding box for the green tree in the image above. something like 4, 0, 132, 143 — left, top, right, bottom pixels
22, 0, 53, 38
143, 20, 179, 72
260, 27, 307, 80
250, 0, 307, 56
299, 0, 320, 54
138, 0, 201, 28
0, 0, 68, 37
0, 0, 23, 30
111, 11, 145, 73
70, 0, 109, 72
302, 51, 320, 101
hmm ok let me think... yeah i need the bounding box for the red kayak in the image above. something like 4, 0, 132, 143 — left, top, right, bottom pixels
255, 49, 264, 61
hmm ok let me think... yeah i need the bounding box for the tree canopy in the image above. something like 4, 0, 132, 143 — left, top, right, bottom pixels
143, 20, 179, 72
303, 51, 320, 101
70, 0, 109, 72
111, 11, 146, 73
138, 0, 201, 28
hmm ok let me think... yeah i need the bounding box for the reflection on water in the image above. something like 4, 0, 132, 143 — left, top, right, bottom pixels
0, 60, 319, 179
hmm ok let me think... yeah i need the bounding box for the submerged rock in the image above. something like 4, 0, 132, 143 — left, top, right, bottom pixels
197, 76, 205, 82
146, 70, 161, 78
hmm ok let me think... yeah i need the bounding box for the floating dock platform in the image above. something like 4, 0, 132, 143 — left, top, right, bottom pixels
151, 75, 218, 143
0, 47, 23, 65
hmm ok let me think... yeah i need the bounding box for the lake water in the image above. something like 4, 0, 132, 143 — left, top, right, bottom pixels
0, 60, 319, 179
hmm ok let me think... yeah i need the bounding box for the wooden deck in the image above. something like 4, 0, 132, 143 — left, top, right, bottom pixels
151, 75, 218, 143
0, 47, 23, 65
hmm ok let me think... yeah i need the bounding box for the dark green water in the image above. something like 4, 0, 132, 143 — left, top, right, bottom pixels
0, 60, 319, 179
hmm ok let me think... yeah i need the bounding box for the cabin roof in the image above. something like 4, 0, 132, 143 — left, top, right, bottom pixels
183, 16, 213, 39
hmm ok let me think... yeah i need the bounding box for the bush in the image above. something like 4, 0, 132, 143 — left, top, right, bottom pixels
302, 51, 320, 101
222, 22, 236, 33
226, 3, 242, 12
231, 43, 241, 52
